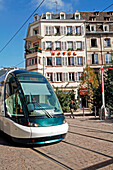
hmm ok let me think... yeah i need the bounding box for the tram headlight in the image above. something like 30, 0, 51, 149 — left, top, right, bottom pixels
63, 120, 66, 124
29, 122, 39, 127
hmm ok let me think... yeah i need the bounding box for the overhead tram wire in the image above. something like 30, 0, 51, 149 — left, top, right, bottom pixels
101, 3, 113, 12
0, 0, 45, 54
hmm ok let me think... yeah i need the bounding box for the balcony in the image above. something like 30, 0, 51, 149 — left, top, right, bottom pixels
25, 46, 42, 55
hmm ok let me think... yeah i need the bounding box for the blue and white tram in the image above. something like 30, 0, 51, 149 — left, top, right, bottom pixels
0, 70, 68, 144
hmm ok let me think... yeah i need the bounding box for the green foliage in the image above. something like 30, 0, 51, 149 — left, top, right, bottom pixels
54, 85, 78, 112
104, 68, 113, 111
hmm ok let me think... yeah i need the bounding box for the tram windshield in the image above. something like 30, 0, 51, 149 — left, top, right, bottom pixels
17, 73, 63, 117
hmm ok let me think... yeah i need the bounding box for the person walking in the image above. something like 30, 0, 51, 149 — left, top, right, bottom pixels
69, 100, 75, 118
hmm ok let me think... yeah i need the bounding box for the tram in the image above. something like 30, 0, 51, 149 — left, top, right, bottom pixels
0, 70, 68, 144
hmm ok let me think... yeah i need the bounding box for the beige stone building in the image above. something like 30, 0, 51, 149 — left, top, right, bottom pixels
24, 11, 86, 102
80, 11, 113, 72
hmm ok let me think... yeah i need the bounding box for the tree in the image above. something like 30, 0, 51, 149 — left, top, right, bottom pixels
54, 85, 78, 112
104, 68, 113, 111
80, 65, 99, 109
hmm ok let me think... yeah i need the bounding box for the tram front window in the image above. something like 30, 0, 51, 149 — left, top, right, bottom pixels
17, 73, 62, 117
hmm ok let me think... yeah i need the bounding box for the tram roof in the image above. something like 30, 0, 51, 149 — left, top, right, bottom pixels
0, 69, 43, 85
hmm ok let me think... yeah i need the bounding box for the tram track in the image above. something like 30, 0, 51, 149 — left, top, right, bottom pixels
30, 147, 73, 170
69, 124, 113, 135
68, 130, 113, 143
62, 141, 113, 159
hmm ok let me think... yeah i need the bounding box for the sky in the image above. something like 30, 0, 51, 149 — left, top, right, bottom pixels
0, 0, 113, 69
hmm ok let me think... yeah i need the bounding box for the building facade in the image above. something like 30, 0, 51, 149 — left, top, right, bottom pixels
80, 11, 113, 72
24, 11, 86, 101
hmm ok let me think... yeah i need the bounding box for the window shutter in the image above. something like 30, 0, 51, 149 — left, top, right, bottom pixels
64, 26, 66, 34
73, 41, 76, 50
82, 41, 85, 50
66, 73, 68, 82
60, 26, 63, 35
46, 26, 48, 35
64, 42, 67, 50
53, 73, 56, 82
62, 73, 65, 82
52, 57, 55, 66
61, 41, 64, 51
83, 57, 85, 65
75, 72, 78, 81
51, 26, 54, 35
81, 26, 84, 35
52, 42, 54, 50
43, 42, 46, 50
74, 57, 77, 65
62, 57, 65, 66
65, 57, 67, 66
72, 26, 75, 34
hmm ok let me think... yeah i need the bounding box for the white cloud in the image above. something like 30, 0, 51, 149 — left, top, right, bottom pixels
31, 0, 77, 13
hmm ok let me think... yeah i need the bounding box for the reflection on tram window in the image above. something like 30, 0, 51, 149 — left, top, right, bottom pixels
5, 79, 24, 117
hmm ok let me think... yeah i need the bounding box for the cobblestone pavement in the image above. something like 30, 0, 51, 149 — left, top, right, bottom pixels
0, 115, 113, 170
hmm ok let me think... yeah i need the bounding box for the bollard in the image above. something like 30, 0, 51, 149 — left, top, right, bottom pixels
83, 106, 85, 117
95, 106, 96, 117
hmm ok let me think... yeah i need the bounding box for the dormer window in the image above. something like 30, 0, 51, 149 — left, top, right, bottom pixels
94, 12, 99, 16
89, 16, 96, 21
104, 17, 110, 21
74, 11, 80, 20
46, 12, 52, 19
61, 14, 64, 19
60, 12, 65, 19
34, 14, 40, 21
47, 14, 50, 19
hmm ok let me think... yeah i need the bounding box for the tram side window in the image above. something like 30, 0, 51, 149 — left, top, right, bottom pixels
5, 81, 24, 117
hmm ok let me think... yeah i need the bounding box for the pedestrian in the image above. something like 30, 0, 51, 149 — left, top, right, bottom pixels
69, 100, 75, 118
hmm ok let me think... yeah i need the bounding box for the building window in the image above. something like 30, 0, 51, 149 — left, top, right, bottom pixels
68, 42, 73, 50
61, 14, 64, 19
78, 72, 83, 81
47, 73, 53, 81
105, 54, 111, 64
92, 54, 98, 64
75, 14, 80, 20
89, 16, 96, 21
91, 39, 97, 47
69, 73, 74, 81
76, 27, 81, 35
34, 28, 39, 35
28, 59, 31, 66
46, 14, 51, 19
103, 25, 109, 32
77, 57, 83, 65
47, 57, 52, 66
35, 58, 37, 64
68, 57, 74, 65
67, 27, 72, 35
55, 42, 61, 50
56, 73, 62, 82
46, 42, 52, 50
55, 26, 60, 35
104, 38, 111, 47
56, 57, 61, 66
76, 42, 82, 50
104, 17, 110, 21
90, 25, 96, 32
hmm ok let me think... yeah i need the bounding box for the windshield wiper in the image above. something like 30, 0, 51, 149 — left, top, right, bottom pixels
30, 93, 53, 118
